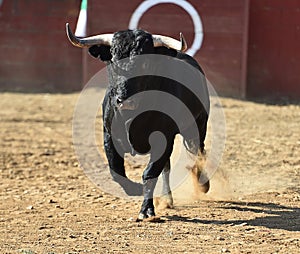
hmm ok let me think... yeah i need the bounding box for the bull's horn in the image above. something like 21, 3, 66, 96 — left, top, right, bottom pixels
152, 33, 187, 52
66, 23, 113, 48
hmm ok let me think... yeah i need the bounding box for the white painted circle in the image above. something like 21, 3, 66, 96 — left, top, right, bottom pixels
128, 0, 204, 56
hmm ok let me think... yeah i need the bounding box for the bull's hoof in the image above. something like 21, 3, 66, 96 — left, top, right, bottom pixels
137, 212, 148, 221
136, 208, 160, 222
155, 195, 174, 209
136, 214, 161, 222
199, 175, 210, 193
197, 180, 210, 193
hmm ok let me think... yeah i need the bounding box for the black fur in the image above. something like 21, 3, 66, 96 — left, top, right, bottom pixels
89, 29, 209, 218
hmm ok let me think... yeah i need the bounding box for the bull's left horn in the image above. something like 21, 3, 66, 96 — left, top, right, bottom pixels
152, 33, 187, 52
66, 23, 113, 48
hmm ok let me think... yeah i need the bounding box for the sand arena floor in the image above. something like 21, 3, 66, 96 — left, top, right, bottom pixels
0, 92, 299, 253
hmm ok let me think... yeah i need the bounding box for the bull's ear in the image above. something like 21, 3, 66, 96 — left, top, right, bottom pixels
88, 45, 112, 61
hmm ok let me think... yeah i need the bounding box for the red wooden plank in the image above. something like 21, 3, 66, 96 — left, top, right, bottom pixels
0, 62, 81, 89
200, 0, 246, 8
282, 9, 300, 25
0, 0, 82, 91
257, 0, 300, 9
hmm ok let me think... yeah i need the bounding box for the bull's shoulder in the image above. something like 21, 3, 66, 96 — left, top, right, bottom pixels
175, 52, 205, 76
154, 47, 204, 76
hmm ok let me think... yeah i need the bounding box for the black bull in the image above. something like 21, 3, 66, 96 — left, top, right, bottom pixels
67, 26, 210, 220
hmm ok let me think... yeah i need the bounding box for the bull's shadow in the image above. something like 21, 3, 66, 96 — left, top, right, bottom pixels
165, 201, 300, 232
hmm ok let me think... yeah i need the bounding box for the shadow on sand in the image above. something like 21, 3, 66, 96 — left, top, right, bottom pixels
165, 201, 300, 232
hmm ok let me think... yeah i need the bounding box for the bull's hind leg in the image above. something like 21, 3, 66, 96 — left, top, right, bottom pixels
155, 160, 174, 209
190, 151, 210, 195
184, 116, 210, 196
194, 115, 210, 194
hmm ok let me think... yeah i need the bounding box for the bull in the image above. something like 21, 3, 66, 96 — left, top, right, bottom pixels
66, 23, 210, 221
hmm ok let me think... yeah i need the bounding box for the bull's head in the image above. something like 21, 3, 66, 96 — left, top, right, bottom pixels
66, 23, 187, 110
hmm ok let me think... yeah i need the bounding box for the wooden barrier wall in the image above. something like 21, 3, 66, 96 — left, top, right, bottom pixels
0, 0, 82, 92
85, 0, 250, 97
0, 0, 299, 99
247, 0, 300, 99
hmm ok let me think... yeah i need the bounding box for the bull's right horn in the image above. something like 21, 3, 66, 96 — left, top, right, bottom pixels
66, 23, 113, 48
152, 33, 188, 52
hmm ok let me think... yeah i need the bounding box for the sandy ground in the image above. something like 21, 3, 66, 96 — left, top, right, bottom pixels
0, 92, 299, 253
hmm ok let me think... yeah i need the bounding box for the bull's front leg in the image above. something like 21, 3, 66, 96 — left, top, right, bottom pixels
138, 176, 158, 220
138, 138, 175, 220
104, 129, 142, 196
